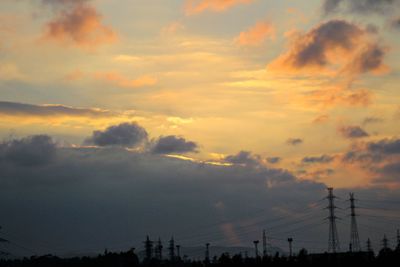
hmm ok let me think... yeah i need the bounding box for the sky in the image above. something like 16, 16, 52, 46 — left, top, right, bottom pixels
0, 0, 400, 257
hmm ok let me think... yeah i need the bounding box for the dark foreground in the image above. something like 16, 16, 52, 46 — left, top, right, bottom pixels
1, 248, 399, 267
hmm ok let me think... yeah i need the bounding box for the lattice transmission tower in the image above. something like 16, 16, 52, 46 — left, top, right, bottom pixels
349, 193, 361, 252
326, 187, 340, 252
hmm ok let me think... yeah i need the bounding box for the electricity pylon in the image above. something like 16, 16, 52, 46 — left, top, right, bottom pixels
326, 187, 340, 253
349, 193, 361, 252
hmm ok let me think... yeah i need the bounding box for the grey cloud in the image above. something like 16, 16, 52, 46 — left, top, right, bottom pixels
302, 155, 334, 164
370, 162, 400, 184
40, 0, 89, 8
267, 157, 281, 164
0, 135, 56, 166
391, 17, 400, 29
297, 168, 335, 180
224, 151, 261, 166
0, 101, 114, 118
341, 138, 400, 164
362, 117, 384, 125
342, 150, 382, 164
340, 137, 400, 185
346, 43, 386, 74
379, 162, 400, 177
286, 138, 303, 146
85, 122, 148, 147
323, 0, 342, 14
293, 20, 363, 68
339, 125, 369, 139
368, 138, 400, 154
151, 135, 198, 154
323, 0, 399, 15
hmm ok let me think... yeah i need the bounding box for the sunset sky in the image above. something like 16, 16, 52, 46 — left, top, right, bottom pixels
0, 0, 400, 256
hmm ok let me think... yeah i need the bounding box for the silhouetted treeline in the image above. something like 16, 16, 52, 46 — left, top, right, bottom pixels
1, 247, 400, 267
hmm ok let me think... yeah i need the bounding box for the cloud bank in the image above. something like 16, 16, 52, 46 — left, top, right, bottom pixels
0, 101, 114, 118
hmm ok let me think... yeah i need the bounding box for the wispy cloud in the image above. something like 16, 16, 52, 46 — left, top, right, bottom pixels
235, 21, 275, 46
0, 101, 114, 118
184, 0, 253, 15
94, 72, 157, 89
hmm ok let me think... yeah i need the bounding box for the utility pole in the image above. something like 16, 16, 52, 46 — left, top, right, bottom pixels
262, 230, 267, 257
253, 240, 259, 258
288, 238, 293, 257
205, 243, 210, 263
169, 237, 175, 261
326, 187, 340, 253
349, 193, 361, 252
144, 236, 153, 260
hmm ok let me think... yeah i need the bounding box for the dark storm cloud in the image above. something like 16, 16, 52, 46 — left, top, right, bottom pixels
150, 135, 198, 154
0, 135, 329, 256
286, 138, 303, 146
0, 135, 56, 166
0, 101, 113, 117
302, 155, 334, 164
0, 134, 399, 256
84, 122, 148, 147
323, 0, 400, 15
224, 151, 261, 166
339, 125, 369, 139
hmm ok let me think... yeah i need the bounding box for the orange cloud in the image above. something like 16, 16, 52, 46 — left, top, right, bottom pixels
312, 114, 330, 124
235, 21, 275, 46
95, 72, 157, 88
43, 3, 116, 48
184, 0, 253, 15
306, 86, 373, 108
343, 43, 389, 78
